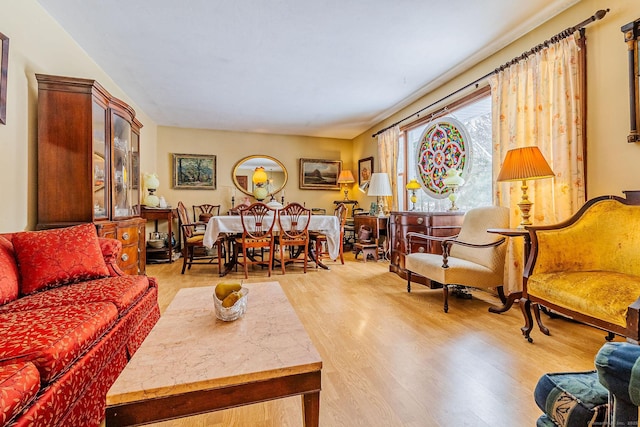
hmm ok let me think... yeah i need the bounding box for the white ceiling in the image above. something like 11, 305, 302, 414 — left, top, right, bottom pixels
37, 0, 579, 139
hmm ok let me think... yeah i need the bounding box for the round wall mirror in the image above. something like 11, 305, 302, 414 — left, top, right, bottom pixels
232, 155, 288, 197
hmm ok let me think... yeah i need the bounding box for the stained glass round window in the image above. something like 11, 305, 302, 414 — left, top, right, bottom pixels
415, 117, 471, 199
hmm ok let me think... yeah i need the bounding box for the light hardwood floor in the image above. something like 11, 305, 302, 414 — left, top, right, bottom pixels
143, 252, 613, 427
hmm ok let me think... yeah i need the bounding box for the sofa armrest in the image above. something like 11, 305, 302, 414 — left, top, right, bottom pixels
98, 238, 126, 277
595, 341, 640, 426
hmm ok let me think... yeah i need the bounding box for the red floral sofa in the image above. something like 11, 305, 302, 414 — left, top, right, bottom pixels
0, 223, 160, 427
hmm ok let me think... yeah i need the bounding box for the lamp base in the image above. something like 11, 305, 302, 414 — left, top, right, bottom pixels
517, 180, 533, 227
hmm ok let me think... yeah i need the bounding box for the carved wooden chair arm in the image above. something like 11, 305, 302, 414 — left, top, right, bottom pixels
407, 232, 458, 251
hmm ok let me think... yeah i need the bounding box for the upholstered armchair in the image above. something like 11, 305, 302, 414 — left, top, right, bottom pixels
404, 206, 510, 312
521, 196, 640, 343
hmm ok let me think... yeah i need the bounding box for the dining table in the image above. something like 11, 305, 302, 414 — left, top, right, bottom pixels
202, 214, 341, 275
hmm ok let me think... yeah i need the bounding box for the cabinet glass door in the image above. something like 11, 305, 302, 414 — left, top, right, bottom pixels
92, 100, 108, 220
112, 113, 132, 218
131, 130, 140, 215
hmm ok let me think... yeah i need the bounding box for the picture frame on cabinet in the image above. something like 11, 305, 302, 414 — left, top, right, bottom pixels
299, 158, 342, 190
0, 32, 9, 125
172, 153, 217, 190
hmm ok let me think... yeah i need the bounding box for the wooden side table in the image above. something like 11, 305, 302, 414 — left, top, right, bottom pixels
141, 207, 178, 263
486, 228, 531, 313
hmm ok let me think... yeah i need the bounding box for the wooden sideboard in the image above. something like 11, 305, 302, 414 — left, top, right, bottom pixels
388, 211, 464, 288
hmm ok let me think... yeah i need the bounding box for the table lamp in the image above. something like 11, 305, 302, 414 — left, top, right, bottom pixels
405, 179, 421, 211
442, 169, 465, 211
143, 173, 160, 207
368, 173, 392, 217
252, 166, 269, 201
337, 170, 355, 201
496, 146, 555, 227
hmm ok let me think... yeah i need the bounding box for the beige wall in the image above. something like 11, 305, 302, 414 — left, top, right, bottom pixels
0, 0, 158, 232
4, 0, 640, 233
156, 127, 352, 220
355, 0, 640, 206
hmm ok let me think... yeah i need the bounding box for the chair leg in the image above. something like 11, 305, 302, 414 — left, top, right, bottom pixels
181, 247, 188, 274
339, 242, 344, 264
280, 242, 286, 275
520, 297, 534, 343
496, 286, 507, 304
443, 285, 450, 313
407, 272, 412, 293
243, 247, 249, 279
533, 303, 550, 336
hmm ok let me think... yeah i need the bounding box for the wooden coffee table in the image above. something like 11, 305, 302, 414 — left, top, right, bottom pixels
106, 282, 322, 426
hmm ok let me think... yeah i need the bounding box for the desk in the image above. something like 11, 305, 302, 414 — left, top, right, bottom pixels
487, 228, 531, 314
353, 215, 388, 260
140, 207, 178, 263
203, 215, 340, 274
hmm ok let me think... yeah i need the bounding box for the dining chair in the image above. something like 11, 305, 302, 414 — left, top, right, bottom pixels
176, 201, 226, 275
234, 202, 277, 278
193, 204, 221, 222
275, 203, 312, 274
310, 202, 347, 265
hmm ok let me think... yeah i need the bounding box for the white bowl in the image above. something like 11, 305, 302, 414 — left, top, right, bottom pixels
213, 288, 249, 321
148, 239, 165, 249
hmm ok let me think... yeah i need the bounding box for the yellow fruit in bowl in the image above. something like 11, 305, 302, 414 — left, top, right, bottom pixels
215, 282, 242, 301
221, 290, 241, 308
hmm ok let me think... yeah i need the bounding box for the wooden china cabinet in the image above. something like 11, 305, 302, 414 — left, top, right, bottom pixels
388, 211, 464, 287
36, 74, 146, 275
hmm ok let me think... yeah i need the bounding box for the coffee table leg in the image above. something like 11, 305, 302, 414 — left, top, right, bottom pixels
302, 391, 320, 427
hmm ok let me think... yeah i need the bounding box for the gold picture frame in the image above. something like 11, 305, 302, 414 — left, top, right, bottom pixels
172, 153, 217, 190
299, 158, 342, 190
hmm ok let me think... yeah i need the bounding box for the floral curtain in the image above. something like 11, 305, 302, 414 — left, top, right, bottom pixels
490, 32, 586, 294
377, 125, 400, 211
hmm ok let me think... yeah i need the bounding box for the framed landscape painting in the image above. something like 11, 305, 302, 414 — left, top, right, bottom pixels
172, 153, 216, 190
299, 158, 342, 190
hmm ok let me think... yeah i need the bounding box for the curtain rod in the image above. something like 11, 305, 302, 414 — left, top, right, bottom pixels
372, 9, 609, 138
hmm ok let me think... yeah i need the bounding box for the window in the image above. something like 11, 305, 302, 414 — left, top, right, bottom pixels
400, 90, 492, 212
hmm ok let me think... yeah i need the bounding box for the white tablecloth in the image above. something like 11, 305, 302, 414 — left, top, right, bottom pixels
203, 215, 340, 260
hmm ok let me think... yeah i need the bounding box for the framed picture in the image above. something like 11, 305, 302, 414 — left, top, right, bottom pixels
172, 153, 216, 190
358, 157, 374, 187
0, 32, 9, 125
623, 18, 640, 142
299, 158, 342, 190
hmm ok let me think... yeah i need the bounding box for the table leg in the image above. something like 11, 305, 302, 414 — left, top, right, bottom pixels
488, 291, 522, 314
307, 244, 329, 270
302, 391, 320, 427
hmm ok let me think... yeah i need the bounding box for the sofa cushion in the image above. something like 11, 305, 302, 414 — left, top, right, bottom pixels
0, 303, 118, 382
0, 237, 19, 305
0, 362, 40, 426
12, 223, 110, 296
527, 271, 640, 327
534, 370, 608, 427
595, 341, 640, 406
0, 275, 150, 315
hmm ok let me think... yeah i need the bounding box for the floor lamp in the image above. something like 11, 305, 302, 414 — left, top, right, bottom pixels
496, 146, 555, 227
368, 173, 392, 217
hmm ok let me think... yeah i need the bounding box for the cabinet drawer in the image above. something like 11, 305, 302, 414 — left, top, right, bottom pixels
117, 225, 139, 243
118, 243, 139, 270
393, 214, 430, 226
430, 214, 464, 227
